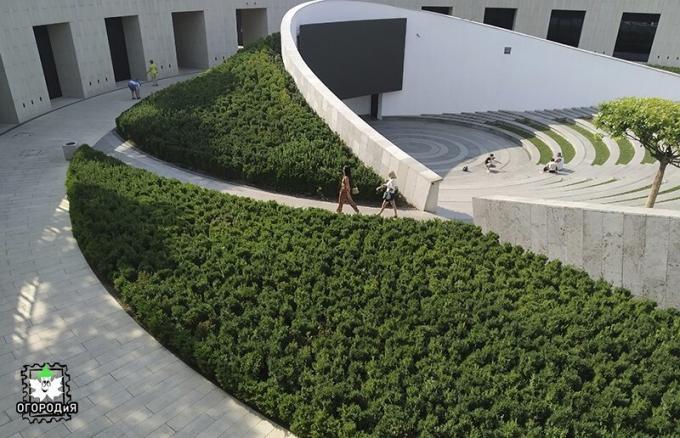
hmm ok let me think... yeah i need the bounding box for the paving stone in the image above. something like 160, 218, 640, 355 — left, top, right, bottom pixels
195, 412, 237, 438
173, 413, 215, 437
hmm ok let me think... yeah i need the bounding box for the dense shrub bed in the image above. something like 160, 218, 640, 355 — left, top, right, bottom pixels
115, 35, 382, 201
68, 146, 680, 437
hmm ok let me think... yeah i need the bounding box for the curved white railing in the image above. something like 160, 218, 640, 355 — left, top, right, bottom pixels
280, 1, 442, 212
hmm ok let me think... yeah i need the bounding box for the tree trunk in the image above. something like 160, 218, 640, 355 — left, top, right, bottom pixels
646, 160, 668, 208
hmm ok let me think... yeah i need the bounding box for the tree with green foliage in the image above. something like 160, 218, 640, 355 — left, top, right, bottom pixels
595, 97, 680, 207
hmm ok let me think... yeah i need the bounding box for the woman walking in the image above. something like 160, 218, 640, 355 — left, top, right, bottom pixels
377, 171, 398, 218
336, 165, 360, 214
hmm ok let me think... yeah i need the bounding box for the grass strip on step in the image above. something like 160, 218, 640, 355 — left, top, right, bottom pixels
520, 119, 576, 163
642, 148, 657, 164
592, 184, 651, 200
487, 121, 553, 164
563, 178, 618, 192
562, 178, 592, 187
581, 178, 618, 189
614, 136, 635, 165
559, 120, 610, 165
608, 184, 680, 204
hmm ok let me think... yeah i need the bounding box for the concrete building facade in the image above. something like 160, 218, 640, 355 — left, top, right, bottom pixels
1, 0, 679, 125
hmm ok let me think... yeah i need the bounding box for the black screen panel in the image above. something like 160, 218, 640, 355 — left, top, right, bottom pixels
298, 18, 407, 100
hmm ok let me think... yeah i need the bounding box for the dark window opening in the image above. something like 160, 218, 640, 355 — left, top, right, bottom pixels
236, 9, 243, 46
484, 8, 516, 30
613, 12, 660, 62
547, 10, 586, 47
105, 17, 131, 82
33, 26, 62, 99
235, 9, 268, 48
421, 6, 452, 15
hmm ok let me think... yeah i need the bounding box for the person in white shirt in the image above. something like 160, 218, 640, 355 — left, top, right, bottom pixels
377, 171, 398, 218
484, 154, 500, 173
547, 159, 557, 173
554, 152, 564, 171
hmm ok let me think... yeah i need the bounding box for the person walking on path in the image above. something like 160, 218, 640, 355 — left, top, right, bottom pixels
376, 171, 398, 218
127, 79, 141, 100
336, 165, 360, 214
147, 60, 159, 86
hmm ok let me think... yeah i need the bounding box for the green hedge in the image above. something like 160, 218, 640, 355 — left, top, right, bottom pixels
68, 146, 680, 437
115, 35, 382, 202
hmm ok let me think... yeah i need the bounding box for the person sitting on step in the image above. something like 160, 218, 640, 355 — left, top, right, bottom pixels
484, 154, 500, 173
554, 152, 564, 171
543, 158, 558, 174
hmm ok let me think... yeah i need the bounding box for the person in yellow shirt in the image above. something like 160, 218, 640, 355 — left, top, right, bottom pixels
147, 60, 158, 86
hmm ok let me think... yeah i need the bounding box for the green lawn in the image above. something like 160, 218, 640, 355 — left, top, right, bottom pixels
520, 119, 576, 163
489, 121, 553, 164
68, 145, 680, 437
561, 121, 610, 165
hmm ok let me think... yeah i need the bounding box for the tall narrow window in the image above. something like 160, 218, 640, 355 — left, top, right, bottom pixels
546, 10, 586, 47
613, 13, 660, 62
483, 8, 516, 30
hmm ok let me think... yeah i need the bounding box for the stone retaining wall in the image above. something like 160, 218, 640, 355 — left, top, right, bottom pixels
473, 195, 680, 308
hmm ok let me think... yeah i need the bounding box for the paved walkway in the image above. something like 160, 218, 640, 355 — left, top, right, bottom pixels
0, 77, 294, 437
94, 134, 442, 221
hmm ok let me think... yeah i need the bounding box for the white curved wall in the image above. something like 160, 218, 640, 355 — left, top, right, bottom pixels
281, 1, 442, 212
284, 0, 680, 118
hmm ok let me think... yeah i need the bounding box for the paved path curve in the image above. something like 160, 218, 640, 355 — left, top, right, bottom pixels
0, 76, 296, 438
94, 134, 443, 221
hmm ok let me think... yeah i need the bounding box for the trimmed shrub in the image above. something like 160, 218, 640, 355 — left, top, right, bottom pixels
116, 34, 382, 202
68, 146, 680, 437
